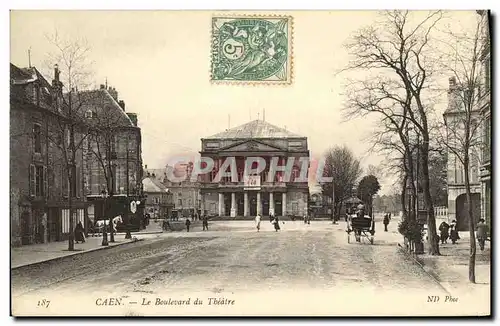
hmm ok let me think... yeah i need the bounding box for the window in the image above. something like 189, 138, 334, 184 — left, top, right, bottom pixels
178, 199, 182, 206
206, 142, 220, 149
178, 192, 182, 197
30, 164, 47, 197
33, 123, 42, 154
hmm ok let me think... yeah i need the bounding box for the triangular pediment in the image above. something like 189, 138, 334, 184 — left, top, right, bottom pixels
221, 140, 284, 152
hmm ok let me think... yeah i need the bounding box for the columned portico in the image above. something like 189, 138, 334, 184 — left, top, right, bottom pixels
199, 119, 309, 219
256, 192, 262, 216
269, 192, 275, 216
282, 192, 287, 216
218, 193, 224, 216
244, 192, 249, 217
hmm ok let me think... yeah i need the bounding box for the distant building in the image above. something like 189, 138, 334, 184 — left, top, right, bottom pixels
142, 173, 174, 219
199, 119, 310, 217
163, 164, 201, 218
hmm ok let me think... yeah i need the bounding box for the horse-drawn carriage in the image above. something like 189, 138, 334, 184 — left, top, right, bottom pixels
346, 204, 375, 244
88, 215, 123, 237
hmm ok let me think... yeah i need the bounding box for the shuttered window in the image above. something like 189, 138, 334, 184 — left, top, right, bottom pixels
29, 164, 36, 197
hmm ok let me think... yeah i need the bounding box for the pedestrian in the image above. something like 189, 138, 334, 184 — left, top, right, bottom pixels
438, 221, 450, 244
269, 213, 274, 223
185, 218, 191, 232
476, 219, 489, 251
255, 214, 261, 232
383, 213, 390, 232
74, 221, 86, 244
273, 215, 281, 232
202, 215, 209, 231
449, 220, 460, 244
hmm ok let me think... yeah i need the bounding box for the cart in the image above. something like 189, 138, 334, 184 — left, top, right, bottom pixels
346, 213, 375, 244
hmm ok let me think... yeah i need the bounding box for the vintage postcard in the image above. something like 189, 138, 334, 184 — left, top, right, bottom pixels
10, 10, 491, 317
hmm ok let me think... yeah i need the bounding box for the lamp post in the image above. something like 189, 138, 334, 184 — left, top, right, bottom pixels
101, 190, 109, 246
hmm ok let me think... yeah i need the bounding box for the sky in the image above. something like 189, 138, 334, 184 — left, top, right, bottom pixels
10, 10, 479, 195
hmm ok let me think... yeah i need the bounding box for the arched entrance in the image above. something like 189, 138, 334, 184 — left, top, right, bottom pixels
455, 193, 481, 231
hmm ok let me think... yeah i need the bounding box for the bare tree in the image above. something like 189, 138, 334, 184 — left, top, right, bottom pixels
321, 145, 362, 220
438, 12, 490, 282
43, 32, 94, 251
341, 10, 445, 255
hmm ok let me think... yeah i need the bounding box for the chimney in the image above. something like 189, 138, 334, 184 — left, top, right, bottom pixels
118, 100, 125, 111
108, 86, 118, 100
52, 64, 62, 91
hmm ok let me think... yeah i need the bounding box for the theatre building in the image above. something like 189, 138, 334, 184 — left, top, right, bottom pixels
199, 119, 310, 218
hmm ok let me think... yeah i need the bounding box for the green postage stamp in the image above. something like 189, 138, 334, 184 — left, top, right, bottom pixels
211, 15, 293, 84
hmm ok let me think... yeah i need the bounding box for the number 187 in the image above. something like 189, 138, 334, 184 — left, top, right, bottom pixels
37, 299, 50, 308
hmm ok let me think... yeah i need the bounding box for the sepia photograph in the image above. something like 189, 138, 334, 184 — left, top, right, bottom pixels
9, 8, 491, 317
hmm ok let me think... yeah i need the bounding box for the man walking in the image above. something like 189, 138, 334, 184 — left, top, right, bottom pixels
185, 217, 191, 232
383, 213, 390, 232
202, 215, 209, 231
255, 214, 261, 232
476, 219, 489, 251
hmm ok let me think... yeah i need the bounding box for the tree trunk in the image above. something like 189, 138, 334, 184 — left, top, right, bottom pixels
464, 154, 476, 283
401, 173, 408, 220
421, 137, 440, 255
68, 170, 75, 251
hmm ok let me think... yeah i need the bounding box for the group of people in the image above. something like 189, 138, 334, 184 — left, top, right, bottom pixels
438, 220, 461, 244
255, 213, 282, 232
438, 219, 489, 250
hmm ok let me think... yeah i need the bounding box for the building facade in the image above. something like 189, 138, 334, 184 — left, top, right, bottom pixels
163, 164, 201, 218
142, 173, 174, 219
477, 10, 491, 228
443, 11, 491, 231
199, 119, 310, 218
10, 64, 88, 246
444, 76, 482, 231
81, 84, 145, 228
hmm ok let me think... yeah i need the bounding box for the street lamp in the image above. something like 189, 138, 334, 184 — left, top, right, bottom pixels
101, 189, 109, 246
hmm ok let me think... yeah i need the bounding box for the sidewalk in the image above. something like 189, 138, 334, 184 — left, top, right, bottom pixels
415, 232, 491, 293
11, 223, 163, 269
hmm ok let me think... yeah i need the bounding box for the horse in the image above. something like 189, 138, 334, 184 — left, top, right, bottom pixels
90, 215, 123, 237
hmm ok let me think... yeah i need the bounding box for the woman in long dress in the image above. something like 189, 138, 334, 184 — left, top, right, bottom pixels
74, 221, 86, 243
273, 216, 281, 232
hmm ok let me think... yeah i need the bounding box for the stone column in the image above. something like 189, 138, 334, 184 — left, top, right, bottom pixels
303, 192, 308, 216
244, 192, 249, 217
269, 192, 275, 216
282, 192, 287, 216
200, 193, 205, 215
231, 193, 236, 217
218, 193, 224, 216
256, 192, 262, 216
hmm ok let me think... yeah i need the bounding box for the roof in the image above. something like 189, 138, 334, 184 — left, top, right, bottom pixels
11, 64, 52, 88
72, 89, 135, 127
204, 119, 303, 140
142, 177, 169, 193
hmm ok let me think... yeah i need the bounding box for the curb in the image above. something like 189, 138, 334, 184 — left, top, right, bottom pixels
396, 243, 452, 295
11, 238, 145, 270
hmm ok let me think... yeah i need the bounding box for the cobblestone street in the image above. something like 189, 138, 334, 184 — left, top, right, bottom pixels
11, 220, 489, 316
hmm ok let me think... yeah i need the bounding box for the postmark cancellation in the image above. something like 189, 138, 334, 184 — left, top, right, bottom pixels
210, 15, 293, 84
